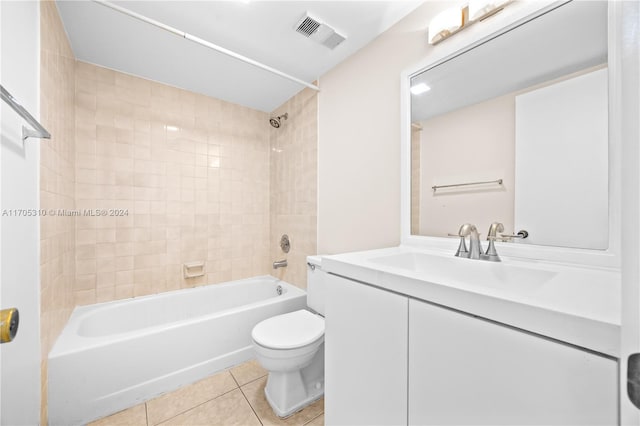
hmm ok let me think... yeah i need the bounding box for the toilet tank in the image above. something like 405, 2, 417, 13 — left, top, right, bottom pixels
306, 255, 326, 316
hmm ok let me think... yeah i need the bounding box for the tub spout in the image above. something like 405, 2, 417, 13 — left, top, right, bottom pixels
273, 259, 287, 269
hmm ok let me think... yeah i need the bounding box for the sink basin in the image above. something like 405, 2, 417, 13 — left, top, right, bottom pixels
368, 252, 557, 292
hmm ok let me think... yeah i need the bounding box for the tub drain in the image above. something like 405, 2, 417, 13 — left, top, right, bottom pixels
276, 285, 283, 295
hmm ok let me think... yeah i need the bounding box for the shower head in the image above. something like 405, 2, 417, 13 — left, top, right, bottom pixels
269, 113, 288, 128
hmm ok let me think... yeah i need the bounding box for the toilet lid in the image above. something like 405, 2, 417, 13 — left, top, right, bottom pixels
252, 310, 324, 350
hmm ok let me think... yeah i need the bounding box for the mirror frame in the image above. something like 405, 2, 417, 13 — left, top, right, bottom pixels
400, 0, 621, 268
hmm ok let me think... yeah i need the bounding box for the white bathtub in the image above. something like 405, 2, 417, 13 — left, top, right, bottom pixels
48, 276, 306, 426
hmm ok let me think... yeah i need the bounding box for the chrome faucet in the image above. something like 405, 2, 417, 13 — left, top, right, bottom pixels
454, 222, 520, 262
456, 223, 483, 260
273, 259, 287, 269
485, 222, 504, 262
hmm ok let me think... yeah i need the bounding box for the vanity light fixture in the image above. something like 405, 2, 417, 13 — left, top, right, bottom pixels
410, 83, 431, 95
428, 0, 512, 45
468, 0, 511, 22
428, 7, 464, 45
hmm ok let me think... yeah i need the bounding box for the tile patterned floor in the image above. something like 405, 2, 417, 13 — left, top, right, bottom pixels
88, 360, 324, 426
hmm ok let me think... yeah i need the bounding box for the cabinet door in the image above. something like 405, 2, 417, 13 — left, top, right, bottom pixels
408, 299, 618, 425
325, 274, 408, 425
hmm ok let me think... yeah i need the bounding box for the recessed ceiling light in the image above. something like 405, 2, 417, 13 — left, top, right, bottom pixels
410, 83, 431, 95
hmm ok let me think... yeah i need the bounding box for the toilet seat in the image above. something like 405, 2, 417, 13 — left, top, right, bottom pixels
252, 310, 324, 350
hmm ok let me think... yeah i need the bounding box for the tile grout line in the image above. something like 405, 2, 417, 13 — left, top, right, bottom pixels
229, 365, 269, 425
235, 372, 268, 388
148, 368, 241, 425
149, 383, 241, 425
93, 367, 269, 426
237, 380, 264, 426
229, 369, 241, 388
303, 411, 324, 426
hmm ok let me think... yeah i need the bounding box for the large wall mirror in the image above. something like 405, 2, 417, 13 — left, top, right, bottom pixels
409, 0, 609, 250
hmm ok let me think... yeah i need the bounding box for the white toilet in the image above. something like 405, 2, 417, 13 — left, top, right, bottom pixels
251, 256, 326, 418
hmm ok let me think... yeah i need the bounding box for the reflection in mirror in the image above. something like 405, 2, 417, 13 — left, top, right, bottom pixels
410, 0, 608, 250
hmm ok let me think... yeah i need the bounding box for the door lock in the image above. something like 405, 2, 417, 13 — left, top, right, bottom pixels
0, 308, 19, 344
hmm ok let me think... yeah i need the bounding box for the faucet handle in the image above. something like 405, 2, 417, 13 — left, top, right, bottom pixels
484, 222, 504, 262
486, 222, 505, 239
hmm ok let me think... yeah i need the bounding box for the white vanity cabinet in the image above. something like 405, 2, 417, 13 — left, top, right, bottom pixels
324, 272, 618, 425
324, 274, 409, 426
408, 299, 618, 425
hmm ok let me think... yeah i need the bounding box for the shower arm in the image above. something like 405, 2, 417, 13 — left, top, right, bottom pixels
92, 0, 320, 92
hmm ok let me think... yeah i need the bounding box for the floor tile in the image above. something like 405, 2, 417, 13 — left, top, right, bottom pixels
241, 376, 324, 426
304, 414, 324, 426
230, 359, 268, 386
146, 370, 238, 425
157, 389, 261, 426
88, 403, 147, 426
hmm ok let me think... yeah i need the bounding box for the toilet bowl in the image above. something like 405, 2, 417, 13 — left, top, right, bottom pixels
251, 256, 326, 418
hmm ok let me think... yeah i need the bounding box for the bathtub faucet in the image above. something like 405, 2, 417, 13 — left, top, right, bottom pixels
273, 259, 287, 269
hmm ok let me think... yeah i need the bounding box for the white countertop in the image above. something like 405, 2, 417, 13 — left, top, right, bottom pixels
322, 245, 621, 358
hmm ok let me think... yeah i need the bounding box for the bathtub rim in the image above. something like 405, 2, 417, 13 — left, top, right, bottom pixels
49, 275, 305, 358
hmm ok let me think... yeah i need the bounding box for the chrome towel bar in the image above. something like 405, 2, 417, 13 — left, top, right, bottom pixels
432, 178, 503, 193
1, 84, 51, 141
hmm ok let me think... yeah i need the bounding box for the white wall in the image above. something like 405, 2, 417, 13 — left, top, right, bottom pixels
0, 1, 42, 424
317, 0, 555, 255
317, 2, 439, 254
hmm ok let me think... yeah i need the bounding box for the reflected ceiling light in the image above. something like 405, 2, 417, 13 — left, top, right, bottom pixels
410, 83, 431, 95
428, 0, 512, 45
428, 7, 464, 45
468, 0, 511, 22
166, 125, 179, 132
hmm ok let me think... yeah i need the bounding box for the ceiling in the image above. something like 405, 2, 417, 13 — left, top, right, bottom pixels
56, 0, 421, 112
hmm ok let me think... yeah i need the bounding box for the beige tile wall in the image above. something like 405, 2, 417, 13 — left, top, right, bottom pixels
40, 1, 77, 423
73, 62, 272, 304
269, 87, 318, 288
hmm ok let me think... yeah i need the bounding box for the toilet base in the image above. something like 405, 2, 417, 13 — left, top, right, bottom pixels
265, 383, 324, 418
263, 343, 324, 418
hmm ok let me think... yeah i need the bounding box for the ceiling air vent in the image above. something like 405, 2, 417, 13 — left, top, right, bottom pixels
294, 13, 346, 50
296, 15, 321, 37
